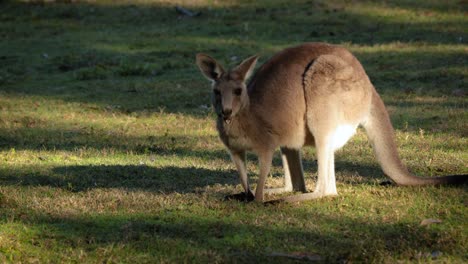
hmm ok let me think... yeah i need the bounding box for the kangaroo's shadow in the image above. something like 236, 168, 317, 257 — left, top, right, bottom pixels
0, 165, 239, 194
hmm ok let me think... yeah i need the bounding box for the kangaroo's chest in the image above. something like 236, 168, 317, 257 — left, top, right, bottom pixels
226, 134, 252, 151
217, 119, 253, 152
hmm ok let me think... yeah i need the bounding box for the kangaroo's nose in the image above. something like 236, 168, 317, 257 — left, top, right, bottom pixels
222, 109, 232, 117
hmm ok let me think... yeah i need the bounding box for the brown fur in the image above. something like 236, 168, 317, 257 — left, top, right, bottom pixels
196, 42, 467, 203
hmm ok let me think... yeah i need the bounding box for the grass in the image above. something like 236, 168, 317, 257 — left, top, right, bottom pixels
0, 0, 467, 262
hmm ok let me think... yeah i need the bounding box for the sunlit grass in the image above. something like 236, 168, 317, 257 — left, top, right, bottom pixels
347, 2, 466, 23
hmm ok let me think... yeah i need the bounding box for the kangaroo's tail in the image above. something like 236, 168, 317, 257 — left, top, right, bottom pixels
362, 88, 467, 186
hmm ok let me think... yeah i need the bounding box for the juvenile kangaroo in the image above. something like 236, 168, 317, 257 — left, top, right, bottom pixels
195, 42, 467, 203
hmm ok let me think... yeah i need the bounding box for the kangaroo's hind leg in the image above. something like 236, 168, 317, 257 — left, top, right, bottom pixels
273, 122, 344, 203
265, 148, 307, 195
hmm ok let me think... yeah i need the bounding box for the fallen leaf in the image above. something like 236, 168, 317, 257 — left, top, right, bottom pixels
414, 250, 442, 259
268, 251, 322, 261
420, 218, 442, 226
431, 251, 442, 259
452, 89, 466, 97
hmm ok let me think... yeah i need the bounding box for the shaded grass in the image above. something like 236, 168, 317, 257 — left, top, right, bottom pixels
0, 0, 467, 262
1, 185, 466, 263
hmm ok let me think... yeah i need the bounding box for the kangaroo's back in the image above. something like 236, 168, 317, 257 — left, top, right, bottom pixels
246, 43, 371, 149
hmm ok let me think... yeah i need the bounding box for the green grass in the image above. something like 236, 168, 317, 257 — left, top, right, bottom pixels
0, 0, 467, 262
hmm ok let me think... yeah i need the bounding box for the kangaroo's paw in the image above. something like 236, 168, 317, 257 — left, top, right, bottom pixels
224, 191, 255, 202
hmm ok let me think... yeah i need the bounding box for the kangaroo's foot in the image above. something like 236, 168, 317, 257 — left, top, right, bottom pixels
267, 191, 338, 203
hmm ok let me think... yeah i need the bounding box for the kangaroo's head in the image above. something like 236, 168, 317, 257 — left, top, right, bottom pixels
196, 54, 258, 123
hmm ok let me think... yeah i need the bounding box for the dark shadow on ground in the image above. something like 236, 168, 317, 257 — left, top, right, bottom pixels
0, 159, 390, 194
0, 127, 230, 158
0, 164, 239, 193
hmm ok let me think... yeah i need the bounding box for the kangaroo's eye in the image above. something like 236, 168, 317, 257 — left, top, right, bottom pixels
213, 89, 221, 96
234, 88, 242, 96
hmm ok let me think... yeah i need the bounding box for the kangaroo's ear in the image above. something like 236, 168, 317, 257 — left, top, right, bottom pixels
233, 55, 259, 81
196, 53, 225, 81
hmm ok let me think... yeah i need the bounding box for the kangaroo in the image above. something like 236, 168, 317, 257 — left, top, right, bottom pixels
195, 42, 467, 203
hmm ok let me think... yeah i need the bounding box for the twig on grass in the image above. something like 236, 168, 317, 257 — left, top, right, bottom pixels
175, 6, 201, 17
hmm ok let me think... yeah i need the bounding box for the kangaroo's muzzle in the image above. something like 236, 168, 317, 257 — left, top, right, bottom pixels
222, 109, 232, 123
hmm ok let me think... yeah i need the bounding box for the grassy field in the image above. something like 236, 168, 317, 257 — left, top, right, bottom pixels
0, 0, 467, 262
